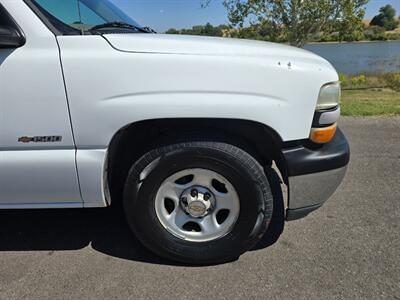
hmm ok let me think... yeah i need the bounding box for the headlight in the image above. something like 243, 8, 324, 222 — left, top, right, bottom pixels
316, 82, 341, 111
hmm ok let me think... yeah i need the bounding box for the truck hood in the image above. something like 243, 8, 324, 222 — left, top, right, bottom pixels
103, 34, 329, 64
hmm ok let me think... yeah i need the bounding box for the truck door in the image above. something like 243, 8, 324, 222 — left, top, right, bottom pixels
0, 2, 82, 207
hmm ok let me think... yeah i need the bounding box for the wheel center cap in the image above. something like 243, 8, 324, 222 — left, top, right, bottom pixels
180, 186, 215, 218
187, 201, 207, 217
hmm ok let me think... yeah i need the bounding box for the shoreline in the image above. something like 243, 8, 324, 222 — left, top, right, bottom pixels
306, 40, 400, 45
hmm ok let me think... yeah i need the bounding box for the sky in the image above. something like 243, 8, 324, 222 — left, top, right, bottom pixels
35, 0, 400, 32
113, 0, 400, 32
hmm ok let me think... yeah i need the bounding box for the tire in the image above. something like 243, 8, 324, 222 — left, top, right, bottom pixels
123, 141, 274, 265
251, 168, 285, 250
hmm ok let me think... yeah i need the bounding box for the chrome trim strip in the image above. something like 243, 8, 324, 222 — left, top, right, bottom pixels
0, 202, 83, 209
319, 106, 341, 125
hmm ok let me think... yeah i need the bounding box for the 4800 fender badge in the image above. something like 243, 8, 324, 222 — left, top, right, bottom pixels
18, 136, 63, 143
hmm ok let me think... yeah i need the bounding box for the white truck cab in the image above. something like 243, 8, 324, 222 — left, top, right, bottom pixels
0, 0, 349, 264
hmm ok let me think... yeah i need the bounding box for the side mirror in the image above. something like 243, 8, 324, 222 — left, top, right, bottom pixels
0, 26, 25, 49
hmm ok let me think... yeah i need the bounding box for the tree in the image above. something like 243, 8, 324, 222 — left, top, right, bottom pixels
166, 23, 226, 37
166, 28, 180, 34
370, 5, 399, 31
203, 0, 368, 46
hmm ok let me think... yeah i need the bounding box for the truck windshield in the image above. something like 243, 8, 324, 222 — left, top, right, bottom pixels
30, 0, 146, 35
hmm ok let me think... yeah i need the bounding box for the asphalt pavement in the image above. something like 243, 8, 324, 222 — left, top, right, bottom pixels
0, 117, 399, 299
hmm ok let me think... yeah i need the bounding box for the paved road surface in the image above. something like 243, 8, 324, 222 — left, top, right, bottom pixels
0, 117, 399, 299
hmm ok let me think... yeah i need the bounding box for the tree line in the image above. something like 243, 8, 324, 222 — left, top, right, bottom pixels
166, 2, 400, 46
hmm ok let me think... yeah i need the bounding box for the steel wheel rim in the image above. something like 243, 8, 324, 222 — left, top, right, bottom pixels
154, 168, 240, 242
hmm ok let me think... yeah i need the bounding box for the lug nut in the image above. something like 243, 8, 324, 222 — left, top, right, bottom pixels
204, 193, 210, 201
181, 196, 188, 204
190, 189, 198, 197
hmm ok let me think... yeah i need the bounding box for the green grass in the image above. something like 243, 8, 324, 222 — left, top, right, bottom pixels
341, 88, 400, 116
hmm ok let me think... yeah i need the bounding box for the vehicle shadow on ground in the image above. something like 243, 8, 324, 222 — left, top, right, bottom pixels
0, 199, 284, 266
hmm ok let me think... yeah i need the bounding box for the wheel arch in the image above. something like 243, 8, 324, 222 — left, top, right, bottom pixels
105, 118, 288, 206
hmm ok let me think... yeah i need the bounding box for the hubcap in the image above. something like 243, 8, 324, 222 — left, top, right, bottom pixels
180, 186, 215, 218
154, 169, 240, 242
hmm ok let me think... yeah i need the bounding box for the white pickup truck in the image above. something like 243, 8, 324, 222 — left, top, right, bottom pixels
0, 0, 349, 265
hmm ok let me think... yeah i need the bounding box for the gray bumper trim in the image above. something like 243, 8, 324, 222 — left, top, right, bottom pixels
288, 166, 347, 211
286, 204, 322, 221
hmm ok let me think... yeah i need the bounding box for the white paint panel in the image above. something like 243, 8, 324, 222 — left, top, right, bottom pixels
0, 2, 82, 207
105, 33, 331, 59
0, 1, 76, 150
76, 149, 108, 208
57, 35, 338, 149
0, 150, 82, 205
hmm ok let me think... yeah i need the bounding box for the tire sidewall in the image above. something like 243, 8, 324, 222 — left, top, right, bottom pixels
124, 144, 271, 264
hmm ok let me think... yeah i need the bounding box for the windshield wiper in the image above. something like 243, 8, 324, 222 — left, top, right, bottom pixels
142, 26, 157, 33
89, 22, 153, 33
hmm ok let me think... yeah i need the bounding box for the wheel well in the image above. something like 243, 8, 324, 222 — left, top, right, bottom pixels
107, 118, 287, 206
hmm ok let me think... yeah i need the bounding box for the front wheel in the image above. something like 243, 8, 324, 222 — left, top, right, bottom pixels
123, 141, 274, 265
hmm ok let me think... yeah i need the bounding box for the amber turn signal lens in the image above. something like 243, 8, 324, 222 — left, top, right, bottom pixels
309, 123, 337, 144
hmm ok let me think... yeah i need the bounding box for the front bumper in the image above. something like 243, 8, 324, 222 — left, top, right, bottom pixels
283, 128, 350, 220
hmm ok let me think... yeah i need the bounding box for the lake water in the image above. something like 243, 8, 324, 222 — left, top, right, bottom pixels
304, 41, 400, 75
